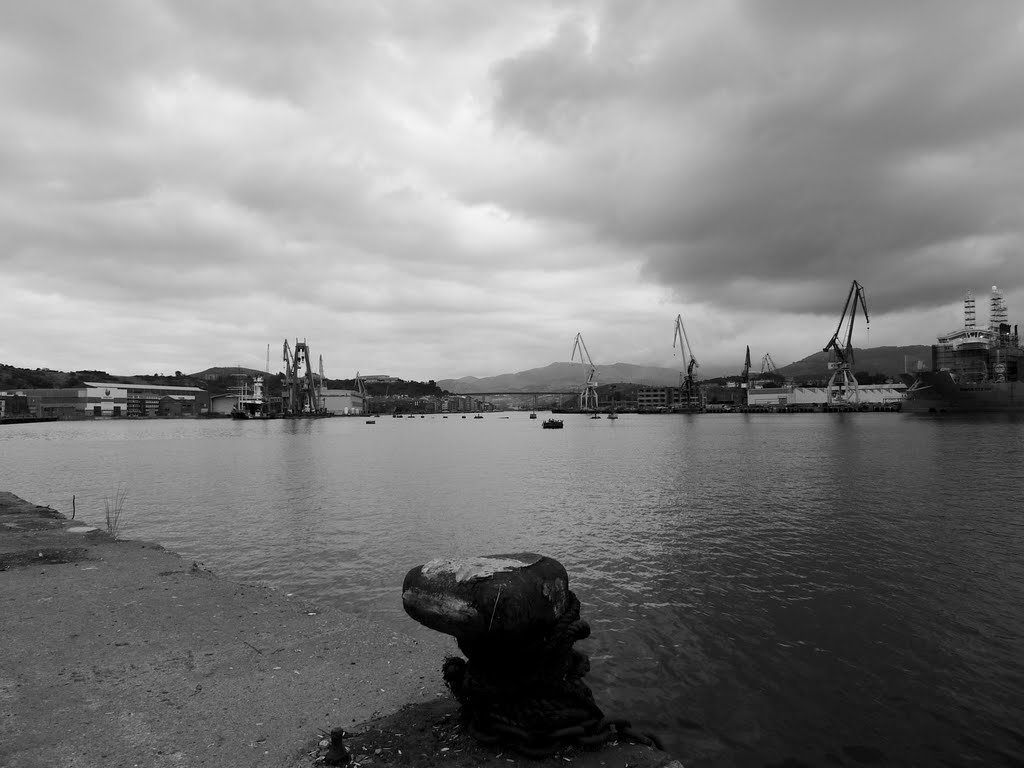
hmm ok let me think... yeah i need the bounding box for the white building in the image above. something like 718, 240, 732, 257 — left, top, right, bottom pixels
745, 384, 906, 408
322, 389, 364, 415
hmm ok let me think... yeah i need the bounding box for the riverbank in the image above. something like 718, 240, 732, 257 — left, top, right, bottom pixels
0, 492, 681, 768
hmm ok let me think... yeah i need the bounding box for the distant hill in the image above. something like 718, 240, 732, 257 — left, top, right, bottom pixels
4, 345, 935, 397
438, 362, 685, 393
190, 366, 270, 382
774, 345, 932, 381
438, 346, 934, 393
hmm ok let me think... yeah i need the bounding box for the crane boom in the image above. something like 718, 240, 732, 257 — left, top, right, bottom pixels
672, 315, 698, 373
823, 280, 870, 407
282, 338, 324, 415
571, 332, 599, 411
672, 314, 704, 411
824, 280, 870, 367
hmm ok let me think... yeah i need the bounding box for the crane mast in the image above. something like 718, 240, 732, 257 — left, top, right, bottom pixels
570, 332, 599, 412
354, 372, 370, 416
742, 346, 752, 405
823, 280, 870, 407
673, 314, 704, 412
282, 338, 324, 416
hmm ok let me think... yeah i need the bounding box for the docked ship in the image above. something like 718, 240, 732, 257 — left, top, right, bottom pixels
230, 375, 271, 419
904, 287, 1024, 413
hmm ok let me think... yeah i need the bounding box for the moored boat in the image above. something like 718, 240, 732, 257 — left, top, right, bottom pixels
231, 374, 271, 419
542, 418, 564, 429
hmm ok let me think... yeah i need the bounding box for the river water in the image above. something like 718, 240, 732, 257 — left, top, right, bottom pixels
2, 413, 1022, 767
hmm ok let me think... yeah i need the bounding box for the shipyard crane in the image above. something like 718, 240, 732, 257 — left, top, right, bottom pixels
742, 346, 752, 405
673, 314, 704, 411
317, 355, 326, 413
570, 332, 599, 411
761, 353, 778, 376
823, 280, 870, 407
355, 371, 375, 415
282, 339, 323, 416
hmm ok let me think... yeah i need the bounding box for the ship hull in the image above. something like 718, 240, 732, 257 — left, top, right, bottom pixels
903, 371, 1024, 413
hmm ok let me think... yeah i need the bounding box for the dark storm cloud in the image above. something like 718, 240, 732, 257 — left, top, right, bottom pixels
4, 0, 1024, 377
489, 2, 1024, 315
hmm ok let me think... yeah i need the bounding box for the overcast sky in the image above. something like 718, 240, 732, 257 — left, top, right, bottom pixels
3, 1, 1023, 381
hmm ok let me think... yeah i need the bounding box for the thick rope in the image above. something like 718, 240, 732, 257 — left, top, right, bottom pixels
442, 590, 663, 757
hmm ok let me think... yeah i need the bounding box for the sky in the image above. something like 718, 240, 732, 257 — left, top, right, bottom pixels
3, 1, 1024, 382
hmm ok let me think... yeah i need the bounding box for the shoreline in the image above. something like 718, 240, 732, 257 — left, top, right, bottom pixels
0, 492, 681, 768
0, 491, 455, 767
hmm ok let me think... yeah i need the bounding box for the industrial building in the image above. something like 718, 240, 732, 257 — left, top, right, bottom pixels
0, 382, 210, 419
322, 389, 364, 415
637, 387, 686, 411
745, 384, 906, 409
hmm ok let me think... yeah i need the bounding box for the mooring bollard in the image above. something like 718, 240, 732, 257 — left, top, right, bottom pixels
403, 552, 659, 757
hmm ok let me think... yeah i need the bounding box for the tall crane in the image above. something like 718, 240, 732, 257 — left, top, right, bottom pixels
282, 339, 323, 416
761, 353, 778, 376
673, 314, 704, 411
823, 280, 870, 407
570, 332, 599, 411
742, 346, 751, 406
355, 371, 373, 415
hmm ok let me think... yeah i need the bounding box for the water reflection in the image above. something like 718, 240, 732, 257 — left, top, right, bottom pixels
2, 413, 1022, 766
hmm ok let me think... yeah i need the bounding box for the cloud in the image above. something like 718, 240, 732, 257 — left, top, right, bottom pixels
488, 2, 1024, 315
2, 1, 1023, 380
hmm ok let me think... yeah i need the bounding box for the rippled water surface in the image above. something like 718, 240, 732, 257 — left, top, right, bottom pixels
3, 413, 1023, 766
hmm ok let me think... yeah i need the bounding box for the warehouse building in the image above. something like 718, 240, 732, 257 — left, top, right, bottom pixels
745, 384, 906, 409
0, 382, 210, 419
322, 388, 364, 415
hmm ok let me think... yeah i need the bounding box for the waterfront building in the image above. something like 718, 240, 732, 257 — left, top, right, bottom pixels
637, 386, 679, 411
322, 388, 364, 415
0, 382, 210, 419
745, 384, 906, 409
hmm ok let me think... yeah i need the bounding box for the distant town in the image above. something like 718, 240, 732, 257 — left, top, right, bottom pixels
2, 341, 924, 421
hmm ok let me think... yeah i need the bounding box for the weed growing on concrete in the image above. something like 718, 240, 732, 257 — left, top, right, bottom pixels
104, 485, 129, 538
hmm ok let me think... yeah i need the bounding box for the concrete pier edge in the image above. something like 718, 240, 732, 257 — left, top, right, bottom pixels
0, 491, 682, 767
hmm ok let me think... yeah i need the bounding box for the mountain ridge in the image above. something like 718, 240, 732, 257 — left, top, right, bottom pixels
437, 345, 932, 393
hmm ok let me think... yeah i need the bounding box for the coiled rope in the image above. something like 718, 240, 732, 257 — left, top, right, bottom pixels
442, 591, 663, 758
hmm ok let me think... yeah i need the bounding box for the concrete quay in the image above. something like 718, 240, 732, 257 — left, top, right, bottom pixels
0, 492, 682, 768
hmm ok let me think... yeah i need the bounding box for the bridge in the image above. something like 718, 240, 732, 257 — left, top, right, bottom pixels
452, 391, 580, 410
452, 391, 577, 397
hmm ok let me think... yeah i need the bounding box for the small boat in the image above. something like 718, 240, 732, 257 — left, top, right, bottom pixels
365, 419, 376, 424
529, 412, 537, 419
607, 412, 618, 420
474, 414, 484, 419
542, 419, 564, 429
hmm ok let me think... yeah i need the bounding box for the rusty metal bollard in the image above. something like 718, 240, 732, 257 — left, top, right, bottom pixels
402, 553, 605, 756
